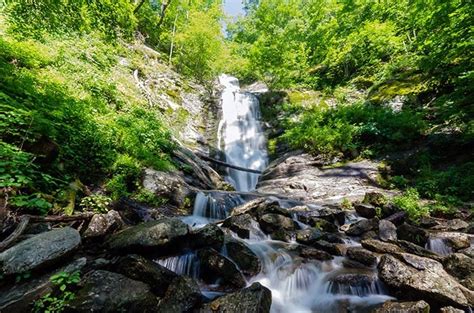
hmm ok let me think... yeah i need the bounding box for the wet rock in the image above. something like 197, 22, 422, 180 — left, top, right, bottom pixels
397, 240, 444, 262
372, 300, 430, 313
142, 168, 195, 209
295, 228, 324, 245
83, 210, 124, 238
298, 246, 333, 261
156, 276, 201, 313
225, 239, 261, 276
345, 217, 379, 236
0, 258, 86, 313
312, 240, 347, 256
231, 198, 290, 219
397, 223, 429, 247
114, 254, 177, 297
294, 206, 346, 225
443, 253, 474, 290
435, 232, 471, 251
384, 211, 407, 226
222, 213, 255, 239
360, 230, 378, 240
67, 270, 158, 312
361, 239, 403, 254
346, 247, 377, 267
259, 213, 296, 241
422, 218, 469, 231
200, 282, 271, 313
378, 254, 472, 309
108, 217, 189, 255
354, 203, 376, 219
302, 217, 338, 232
0, 227, 80, 276
378, 219, 397, 242
328, 271, 379, 296
197, 248, 246, 289
439, 306, 465, 313
190, 223, 224, 250
322, 232, 348, 244
363, 192, 387, 208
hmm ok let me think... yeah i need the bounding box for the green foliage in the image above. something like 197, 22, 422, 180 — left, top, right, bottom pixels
34, 271, 81, 313
392, 188, 429, 221
105, 154, 142, 200
132, 188, 168, 207
80, 194, 111, 214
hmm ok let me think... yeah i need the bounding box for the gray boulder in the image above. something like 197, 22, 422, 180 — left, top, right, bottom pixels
0, 227, 80, 275
443, 253, 474, 290
372, 300, 430, 312
156, 276, 201, 313
108, 218, 189, 255
200, 282, 271, 313
222, 213, 256, 239
354, 203, 377, 219
225, 239, 261, 276
345, 218, 379, 236
197, 248, 246, 290
67, 270, 158, 312
378, 254, 472, 309
346, 247, 377, 267
397, 223, 428, 247
190, 223, 224, 250
83, 210, 124, 238
361, 239, 403, 254
378, 219, 397, 242
295, 228, 324, 246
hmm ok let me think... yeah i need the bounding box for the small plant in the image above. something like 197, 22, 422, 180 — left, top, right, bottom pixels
340, 198, 352, 210
34, 271, 81, 313
392, 188, 429, 222
132, 188, 167, 207
80, 194, 111, 213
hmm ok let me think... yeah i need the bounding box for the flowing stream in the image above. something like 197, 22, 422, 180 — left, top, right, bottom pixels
162, 75, 392, 312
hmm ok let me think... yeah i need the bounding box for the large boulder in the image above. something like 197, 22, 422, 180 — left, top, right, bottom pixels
0, 227, 80, 275
435, 232, 471, 251
354, 203, 377, 219
372, 300, 430, 313
345, 218, 379, 236
113, 254, 177, 297
259, 213, 296, 241
156, 276, 201, 313
295, 228, 324, 246
301, 216, 338, 233
108, 218, 189, 255
222, 214, 257, 239
396, 223, 428, 247
312, 240, 347, 256
225, 239, 261, 276
190, 223, 224, 250
443, 253, 474, 290
292, 206, 346, 225
83, 210, 124, 238
197, 248, 246, 290
327, 271, 379, 296
378, 219, 397, 242
0, 258, 86, 313
361, 239, 403, 254
378, 254, 473, 309
298, 246, 333, 261
346, 247, 377, 267
67, 270, 158, 312
200, 282, 271, 313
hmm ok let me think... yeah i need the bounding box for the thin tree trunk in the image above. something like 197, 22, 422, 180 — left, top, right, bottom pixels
168, 13, 178, 65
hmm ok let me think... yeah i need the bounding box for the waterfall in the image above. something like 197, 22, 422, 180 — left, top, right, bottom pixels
218, 74, 268, 192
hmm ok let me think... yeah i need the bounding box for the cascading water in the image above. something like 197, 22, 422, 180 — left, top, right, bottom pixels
167, 75, 392, 312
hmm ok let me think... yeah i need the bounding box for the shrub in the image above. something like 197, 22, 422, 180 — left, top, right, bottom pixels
80, 194, 112, 213
34, 271, 81, 313
392, 188, 430, 221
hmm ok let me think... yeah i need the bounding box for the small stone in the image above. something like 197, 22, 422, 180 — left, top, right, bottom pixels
354, 203, 376, 219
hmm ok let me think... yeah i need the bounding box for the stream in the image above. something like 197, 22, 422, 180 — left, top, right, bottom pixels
161, 75, 393, 312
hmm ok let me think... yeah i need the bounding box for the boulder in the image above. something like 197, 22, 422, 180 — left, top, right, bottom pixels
327, 271, 379, 296
396, 223, 428, 247
142, 168, 195, 209
0, 227, 80, 275
0, 258, 86, 313
108, 218, 189, 255
378, 220, 397, 242
200, 282, 271, 313
259, 213, 296, 241
384, 211, 407, 226
294, 206, 346, 225
197, 248, 246, 290
295, 228, 324, 246
225, 239, 261, 276
361, 239, 403, 254
363, 192, 387, 207
397, 240, 444, 262
83, 210, 124, 238
298, 246, 333, 261
190, 223, 224, 250
346, 247, 377, 267
67, 270, 158, 312
156, 276, 201, 313
435, 232, 471, 251
345, 218, 379, 236
424, 218, 469, 232
222, 214, 256, 239
354, 203, 376, 219
443, 253, 474, 290
312, 240, 347, 256
113, 254, 177, 297
301, 217, 338, 232
378, 254, 472, 309
372, 300, 430, 313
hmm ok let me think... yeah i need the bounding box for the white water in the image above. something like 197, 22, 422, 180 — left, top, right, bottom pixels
164, 75, 392, 312
425, 237, 453, 255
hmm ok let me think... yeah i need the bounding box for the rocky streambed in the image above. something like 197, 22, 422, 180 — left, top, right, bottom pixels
0, 76, 472, 312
